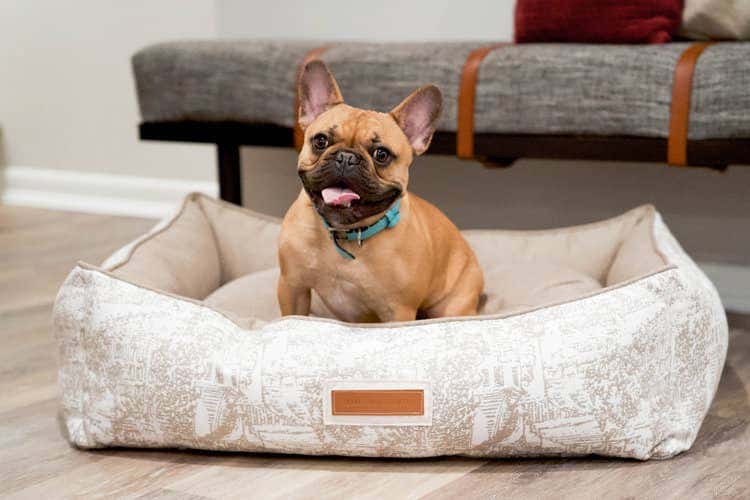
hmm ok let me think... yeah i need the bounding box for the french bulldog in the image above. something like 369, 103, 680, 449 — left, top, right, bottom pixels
277, 60, 484, 322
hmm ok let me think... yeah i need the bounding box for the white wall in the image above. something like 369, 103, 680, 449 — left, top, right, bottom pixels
218, 0, 515, 41
0, 0, 514, 193
0, 0, 217, 182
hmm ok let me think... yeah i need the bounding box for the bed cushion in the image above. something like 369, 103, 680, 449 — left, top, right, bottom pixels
203, 257, 603, 321
133, 40, 750, 140
54, 193, 727, 459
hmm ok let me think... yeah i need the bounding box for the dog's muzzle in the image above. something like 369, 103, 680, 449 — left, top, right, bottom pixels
334, 149, 361, 167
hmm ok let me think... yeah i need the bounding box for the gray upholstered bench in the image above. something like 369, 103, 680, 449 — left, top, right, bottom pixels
133, 40, 750, 204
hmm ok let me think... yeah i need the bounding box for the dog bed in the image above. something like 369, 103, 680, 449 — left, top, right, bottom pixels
54, 193, 727, 459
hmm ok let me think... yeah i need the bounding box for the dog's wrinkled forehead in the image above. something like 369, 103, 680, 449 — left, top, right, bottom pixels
297, 61, 442, 160
309, 105, 411, 157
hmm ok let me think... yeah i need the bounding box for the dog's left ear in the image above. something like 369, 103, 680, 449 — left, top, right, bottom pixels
390, 85, 442, 155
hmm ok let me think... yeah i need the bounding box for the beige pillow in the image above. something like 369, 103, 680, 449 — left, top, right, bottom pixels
681, 0, 750, 40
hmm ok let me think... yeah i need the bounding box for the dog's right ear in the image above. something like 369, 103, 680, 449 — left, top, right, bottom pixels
298, 60, 344, 129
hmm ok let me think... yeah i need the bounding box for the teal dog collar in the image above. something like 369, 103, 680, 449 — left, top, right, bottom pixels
320, 199, 402, 259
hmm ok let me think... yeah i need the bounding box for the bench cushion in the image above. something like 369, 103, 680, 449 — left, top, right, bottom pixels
133, 40, 750, 140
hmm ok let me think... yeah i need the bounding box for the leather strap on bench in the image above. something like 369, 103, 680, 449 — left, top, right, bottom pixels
294, 45, 332, 151
457, 43, 509, 159
668, 42, 715, 167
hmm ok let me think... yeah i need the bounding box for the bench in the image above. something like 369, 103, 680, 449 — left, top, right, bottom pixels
133, 40, 750, 204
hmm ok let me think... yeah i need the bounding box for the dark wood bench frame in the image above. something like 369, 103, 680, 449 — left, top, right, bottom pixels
139, 120, 750, 205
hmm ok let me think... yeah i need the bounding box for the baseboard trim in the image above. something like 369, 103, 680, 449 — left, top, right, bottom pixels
1, 165, 218, 219
699, 263, 750, 315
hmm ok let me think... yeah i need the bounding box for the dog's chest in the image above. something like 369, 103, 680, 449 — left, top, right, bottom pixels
311, 260, 392, 322
315, 279, 376, 322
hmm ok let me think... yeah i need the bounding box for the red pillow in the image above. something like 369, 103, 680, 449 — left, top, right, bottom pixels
515, 0, 684, 44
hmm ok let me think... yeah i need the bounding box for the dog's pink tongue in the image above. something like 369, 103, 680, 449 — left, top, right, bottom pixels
321, 187, 360, 206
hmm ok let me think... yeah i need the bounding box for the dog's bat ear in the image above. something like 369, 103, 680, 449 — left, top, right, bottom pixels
390, 85, 442, 155
298, 60, 344, 129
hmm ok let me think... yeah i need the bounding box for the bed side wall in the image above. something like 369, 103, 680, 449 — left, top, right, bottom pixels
196, 195, 281, 282
464, 205, 657, 285
53, 261, 722, 459
647, 213, 729, 457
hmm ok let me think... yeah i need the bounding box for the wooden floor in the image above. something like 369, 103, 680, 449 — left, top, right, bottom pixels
1, 204, 749, 499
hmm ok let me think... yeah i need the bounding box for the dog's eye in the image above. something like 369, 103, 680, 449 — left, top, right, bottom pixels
312, 134, 329, 151
372, 147, 391, 166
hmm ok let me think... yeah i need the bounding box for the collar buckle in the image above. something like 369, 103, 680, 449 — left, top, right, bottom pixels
328, 228, 346, 240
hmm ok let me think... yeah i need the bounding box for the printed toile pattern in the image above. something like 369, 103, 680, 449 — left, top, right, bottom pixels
54, 215, 727, 459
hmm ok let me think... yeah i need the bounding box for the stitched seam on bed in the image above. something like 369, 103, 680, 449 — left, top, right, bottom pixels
462, 203, 657, 237
649, 210, 671, 267
199, 191, 284, 224
74, 260, 679, 331
195, 195, 226, 286
76, 262, 249, 327
107, 193, 194, 273
272, 264, 679, 329
603, 207, 670, 286
106, 193, 281, 275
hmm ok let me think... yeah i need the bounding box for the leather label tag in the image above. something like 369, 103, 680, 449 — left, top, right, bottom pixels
331, 389, 424, 416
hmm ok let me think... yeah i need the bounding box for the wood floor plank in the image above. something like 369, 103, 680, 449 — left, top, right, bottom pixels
7, 455, 194, 499
163, 455, 486, 500
0, 206, 153, 313
1, 203, 748, 499
135, 489, 212, 500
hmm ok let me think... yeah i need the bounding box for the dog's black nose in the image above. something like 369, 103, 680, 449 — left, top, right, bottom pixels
335, 150, 361, 167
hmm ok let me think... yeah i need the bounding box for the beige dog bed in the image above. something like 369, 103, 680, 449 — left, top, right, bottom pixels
54, 193, 727, 459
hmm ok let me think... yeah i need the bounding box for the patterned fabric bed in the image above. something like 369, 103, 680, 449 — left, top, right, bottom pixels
133, 41, 750, 140
54, 194, 727, 459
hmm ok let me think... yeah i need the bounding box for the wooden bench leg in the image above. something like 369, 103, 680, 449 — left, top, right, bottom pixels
217, 142, 242, 205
